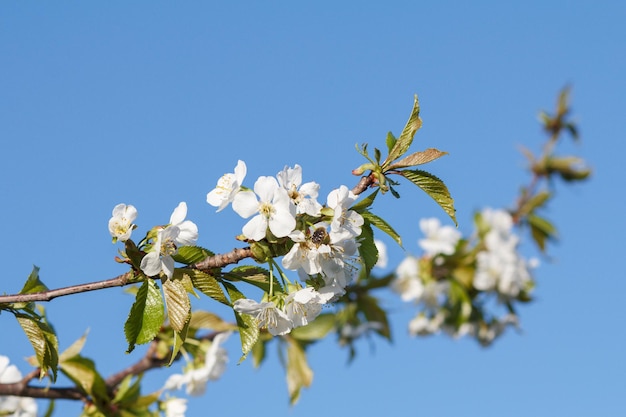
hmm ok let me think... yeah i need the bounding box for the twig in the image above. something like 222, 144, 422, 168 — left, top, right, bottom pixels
192, 247, 254, 270
0, 272, 133, 305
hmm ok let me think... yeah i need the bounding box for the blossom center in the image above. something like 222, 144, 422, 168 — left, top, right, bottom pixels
112, 221, 129, 236
288, 185, 301, 202
257, 306, 278, 329
259, 202, 275, 218
215, 173, 236, 195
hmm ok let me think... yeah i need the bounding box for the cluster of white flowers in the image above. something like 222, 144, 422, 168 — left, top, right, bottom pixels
164, 332, 230, 396
390, 218, 459, 337
392, 218, 458, 305
392, 210, 537, 341
207, 161, 365, 336
0, 355, 37, 417
108, 202, 199, 279
233, 286, 327, 336
473, 208, 537, 299
418, 218, 461, 257
140, 202, 198, 279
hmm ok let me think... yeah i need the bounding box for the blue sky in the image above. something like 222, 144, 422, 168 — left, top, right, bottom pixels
1, 2, 625, 416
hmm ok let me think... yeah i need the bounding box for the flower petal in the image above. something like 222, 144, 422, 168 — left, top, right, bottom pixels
253, 176, 279, 202
170, 202, 188, 225
232, 191, 259, 218
242, 214, 268, 241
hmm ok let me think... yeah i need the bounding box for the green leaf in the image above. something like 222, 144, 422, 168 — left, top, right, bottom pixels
401, 169, 457, 226
19, 265, 49, 295
223, 265, 283, 293
527, 214, 557, 252
251, 337, 266, 368
517, 190, 551, 218
131, 389, 161, 408
16, 313, 59, 380
169, 319, 190, 366
357, 221, 378, 276
223, 282, 259, 361
185, 270, 229, 305
350, 189, 379, 213
111, 374, 141, 406
290, 313, 336, 341
361, 211, 402, 246
124, 279, 164, 353
386, 148, 448, 171
545, 156, 591, 182
188, 311, 237, 332
383, 95, 422, 168
171, 246, 215, 265
59, 331, 89, 363
124, 239, 144, 271
60, 355, 110, 406
163, 278, 191, 335
285, 339, 313, 405
385, 131, 397, 154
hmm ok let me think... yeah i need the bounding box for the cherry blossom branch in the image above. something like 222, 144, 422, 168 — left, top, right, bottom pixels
0, 176, 379, 306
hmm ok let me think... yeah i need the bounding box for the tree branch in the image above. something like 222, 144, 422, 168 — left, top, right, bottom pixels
351, 174, 376, 196
0, 174, 378, 306
0, 272, 133, 305
192, 247, 254, 271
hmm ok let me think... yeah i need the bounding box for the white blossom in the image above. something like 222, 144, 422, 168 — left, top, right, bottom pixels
327, 185, 364, 242
282, 230, 320, 275
481, 207, 514, 237
206, 160, 247, 212
162, 397, 187, 417
408, 312, 444, 336
276, 164, 322, 216
284, 287, 324, 328
108, 203, 137, 243
418, 218, 460, 256
168, 202, 198, 247
314, 232, 359, 293
391, 256, 424, 302
232, 176, 296, 241
140, 202, 198, 279
283, 224, 358, 297
233, 299, 293, 336
0, 355, 37, 417
473, 209, 534, 298
164, 332, 230, 396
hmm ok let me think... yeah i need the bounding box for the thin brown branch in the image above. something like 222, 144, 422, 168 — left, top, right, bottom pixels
0, 272, 133, 305
351, 174, 376, 196
192, 247, 254, 270
0, 375, 85, 401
